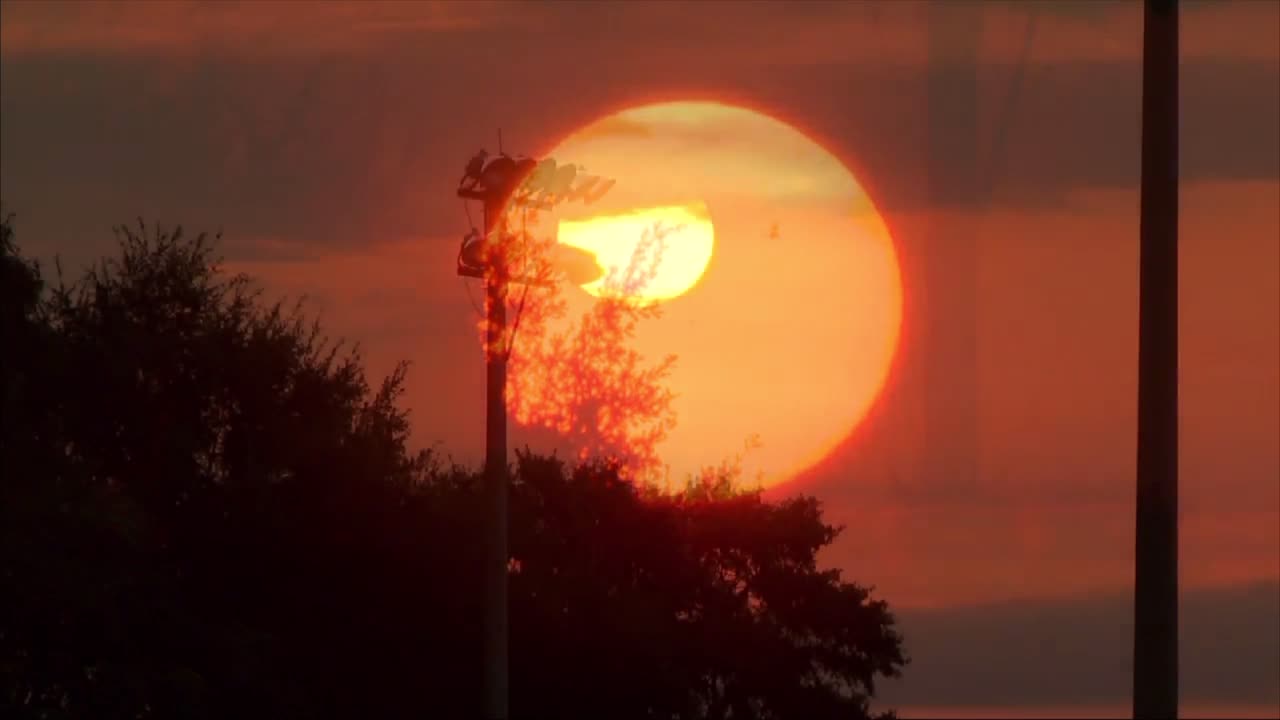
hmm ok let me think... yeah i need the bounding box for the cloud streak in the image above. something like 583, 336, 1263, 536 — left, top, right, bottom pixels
2, 49, 1274, 265
3, 1, 1276, 63
0, 0, 528, 55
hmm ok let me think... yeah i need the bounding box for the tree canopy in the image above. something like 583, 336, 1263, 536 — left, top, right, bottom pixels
1, 214, 906, 719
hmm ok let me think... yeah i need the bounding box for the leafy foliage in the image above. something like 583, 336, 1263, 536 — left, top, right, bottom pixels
511, 453, 905, 720
470, 192, 679, 483
1, 216, 905, 719
507, 221, 680, 481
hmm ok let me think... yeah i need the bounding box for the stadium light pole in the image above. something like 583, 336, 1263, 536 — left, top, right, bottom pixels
458, 153, 515, 720
456, 147, 614, 719
1134, 1, 1179, 718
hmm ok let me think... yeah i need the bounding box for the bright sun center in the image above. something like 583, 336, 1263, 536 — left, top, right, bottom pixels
558, 202, 714, 301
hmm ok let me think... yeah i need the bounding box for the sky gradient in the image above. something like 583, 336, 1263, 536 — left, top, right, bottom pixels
2, 1, 1276, 714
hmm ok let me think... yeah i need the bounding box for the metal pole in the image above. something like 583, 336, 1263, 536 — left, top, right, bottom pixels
482, 195, 509, 720
1134, 1, 1179, 717
460, 149, 607, 718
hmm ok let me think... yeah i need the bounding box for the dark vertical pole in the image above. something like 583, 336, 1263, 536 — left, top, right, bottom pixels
925, 0, 981, 493
482, 196, 509, 720
1134, 1, 1179, 718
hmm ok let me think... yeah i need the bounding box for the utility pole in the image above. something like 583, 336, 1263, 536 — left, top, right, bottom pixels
456, 147, 614, 720
459, 153, 515, 720
1134, 1, 1179, 718
482, 193, 509, 720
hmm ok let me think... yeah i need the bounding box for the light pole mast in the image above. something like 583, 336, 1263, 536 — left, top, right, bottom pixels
456, 147, 614, 720
481, 192, 509, 720
1134, 0, 1179, 718
459, 154, 514, 720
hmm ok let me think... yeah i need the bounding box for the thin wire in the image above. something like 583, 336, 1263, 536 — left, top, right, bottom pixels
462, 197, 476, 233
461, 275, 485, 319
457, 197, 484, 320
505, 205, 535, 362
982, 4, 1040, 206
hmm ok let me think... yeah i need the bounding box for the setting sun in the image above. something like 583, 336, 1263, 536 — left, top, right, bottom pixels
557, 202, 715, 302
522, 100, 904, 487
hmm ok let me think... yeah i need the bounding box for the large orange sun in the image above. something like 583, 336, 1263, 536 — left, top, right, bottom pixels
526, 100, 902, 488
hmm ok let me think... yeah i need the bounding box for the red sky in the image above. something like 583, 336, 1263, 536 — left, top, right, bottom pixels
2, 1, 1276, 714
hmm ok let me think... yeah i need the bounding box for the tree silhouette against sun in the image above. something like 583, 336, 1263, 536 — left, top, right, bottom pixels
3, 208, 907, 720
470, 192, 680, 484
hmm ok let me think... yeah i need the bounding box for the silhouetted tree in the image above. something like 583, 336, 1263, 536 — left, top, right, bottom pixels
3, 218, 476, 718
507, 221, 679, 481
509, 453, 905, 719
1, 217, 905, 719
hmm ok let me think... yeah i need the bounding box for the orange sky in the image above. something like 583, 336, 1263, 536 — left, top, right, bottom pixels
2, 0, 1276, 713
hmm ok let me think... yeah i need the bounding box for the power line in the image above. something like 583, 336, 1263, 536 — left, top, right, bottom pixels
982, 4, 1041, 207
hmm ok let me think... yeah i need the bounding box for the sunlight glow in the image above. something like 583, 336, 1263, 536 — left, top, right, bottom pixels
522, 100, 903, 488
557, 202, 715, 302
